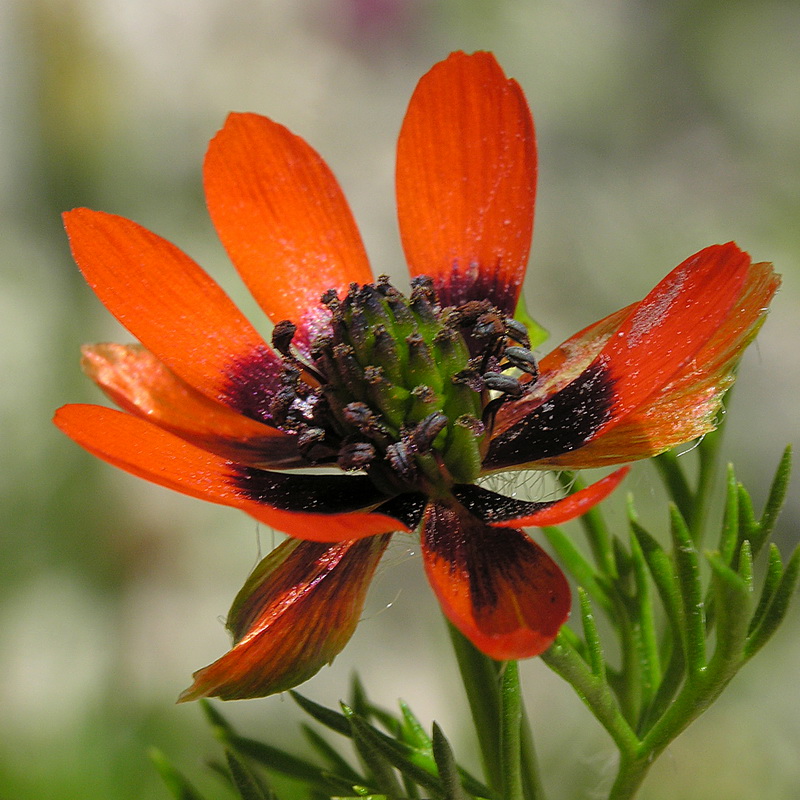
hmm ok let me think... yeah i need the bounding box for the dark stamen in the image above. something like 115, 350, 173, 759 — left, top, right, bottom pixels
505, 318, 531, 348
411, 412, 448, 452
386, 440, 418, 482
271, 320, 297, 358
483, 372, 523, 397
337, 441, 376, 471
504, 346, 539, 378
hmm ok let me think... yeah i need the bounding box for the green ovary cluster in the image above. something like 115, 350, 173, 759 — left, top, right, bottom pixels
314, 278, 487, 493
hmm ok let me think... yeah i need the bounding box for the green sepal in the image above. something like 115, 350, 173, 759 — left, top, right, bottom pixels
225, 749, 273, 800
513, 294, 548, 349
149, 748, 209, 800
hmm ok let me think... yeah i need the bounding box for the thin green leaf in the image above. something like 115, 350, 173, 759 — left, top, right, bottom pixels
398, 702, 433, 752
556, 472, 617, 578
578, 588, 606, 680
350, 674, 369, 716
669, 504, 706, 678
736, 485, 759, 549
556, 621, 588, 663
738, 539, 754, 589
719, 464, 740, 564
654, 450, 693, 524
541, 526, 613, 615
753, 446, 793, 556
629, 530, 662, 702
149, 748, 208, 800
748, 544, 784, 636
745, 544, 800, 659
541, 633, 639, 757
301, 724, 363, 784
200, 699, 234, 733
631, 520, 682, 636
226, 733, 347, 793
706, 544, 752, 665
292, 691, 351, 737
350, 675, 402, 737
612, 536, 633, 586
431, 724, 468, 800
343, 706, 416, 800
638, 645, 685, 735
346, 706, 452, 797
225, 749, 272, 800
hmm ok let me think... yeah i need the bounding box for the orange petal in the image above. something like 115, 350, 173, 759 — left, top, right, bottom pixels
81, 343, 304, 468
592, 243, 751, 426
64, 209, 281, 409
53, 404, 409, 541
421, 499, 570, 660
396, 51, 536, 315
485, 243, 759, 470
486, 468, 628, 528
179, 534, 391, 701
534, 260, 780, 468
204, 112, 373, 352
491, 304, 635, 439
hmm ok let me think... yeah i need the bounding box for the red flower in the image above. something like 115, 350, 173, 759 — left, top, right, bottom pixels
54, 52, 779, 701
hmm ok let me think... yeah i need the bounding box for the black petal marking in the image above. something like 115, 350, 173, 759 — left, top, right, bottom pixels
423, 500, 550, 612
375, 492, 428, 530
232, 467, 390, 514
452, 484, 555, 523
485, 359, 616, 469
437, 258, 518, 317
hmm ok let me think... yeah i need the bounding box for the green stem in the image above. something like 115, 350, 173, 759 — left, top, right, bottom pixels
447, 623, 502, 794
447, 623, 544, 800
500, 661, 524, 800
691, 425, 723, 542
519, 707, 546, 800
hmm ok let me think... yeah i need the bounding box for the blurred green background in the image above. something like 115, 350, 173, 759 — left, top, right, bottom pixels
2, 0, 799, 798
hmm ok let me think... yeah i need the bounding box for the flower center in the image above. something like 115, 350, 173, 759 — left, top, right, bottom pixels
270, 276, 539, 496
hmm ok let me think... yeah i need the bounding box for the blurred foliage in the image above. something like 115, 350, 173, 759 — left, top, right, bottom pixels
1, 1, 798, 799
